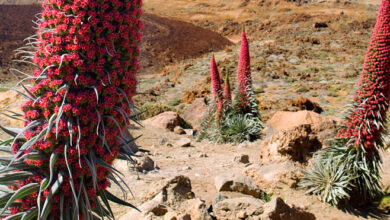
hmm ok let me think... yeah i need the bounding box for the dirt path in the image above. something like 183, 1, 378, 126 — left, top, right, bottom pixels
107, 124, 390, 220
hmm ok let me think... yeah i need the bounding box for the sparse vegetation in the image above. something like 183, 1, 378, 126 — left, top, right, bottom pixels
139, 102, 175, 120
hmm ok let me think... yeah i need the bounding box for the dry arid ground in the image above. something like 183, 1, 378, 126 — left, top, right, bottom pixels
2, 0, 390, 219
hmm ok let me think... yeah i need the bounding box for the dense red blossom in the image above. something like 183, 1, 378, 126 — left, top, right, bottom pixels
210, 56, 224, 125
337, 0, 390, 151
236, 30, 252, 112
9, 0, 143, 217
210, 56, 223, 106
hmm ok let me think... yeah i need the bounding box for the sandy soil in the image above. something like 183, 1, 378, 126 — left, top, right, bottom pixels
107, 124, 390, 220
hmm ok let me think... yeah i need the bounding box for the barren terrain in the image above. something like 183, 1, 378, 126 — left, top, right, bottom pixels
1, 0, 390, 219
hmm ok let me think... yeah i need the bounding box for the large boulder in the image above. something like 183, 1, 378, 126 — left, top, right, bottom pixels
179, 198, 212, 220
143, 111, 183, 131
260, 197, 316, 220
212, 197, 265, 220
260, 124, 321, 163
181, 98, 207, 131
214, 173, 266, 199
119, 176, 211, 220
263, 110, 338, 142
260, 111, 338, 163
245, 161, 303, 188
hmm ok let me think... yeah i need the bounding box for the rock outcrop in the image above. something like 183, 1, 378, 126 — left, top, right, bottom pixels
214, 173, 266, 198
143, 111, 183, 131
120, 176, 212, 220
261, 197, 316, 220
245, 161, 303, 188
182, 98, 208, 131
260, 111, 338, 163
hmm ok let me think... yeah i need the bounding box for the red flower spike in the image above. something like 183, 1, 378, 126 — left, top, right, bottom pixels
210, 55, 223, 106
0, 0, 143, 218
338, 0, 390, 152
236, 27, 252, 112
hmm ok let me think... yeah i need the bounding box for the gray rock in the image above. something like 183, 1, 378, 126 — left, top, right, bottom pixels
234, 154, 250, 164
213, 197, 264, 219
180, 198, 212, 220
143, 111, 182, 131
213, 192, 229, 205
184, 129, 196, 136
175, 138, 192, 147
134, 153, 155, 172
245, 161, 303, 188
214, 173, 265, 199
174, 126, 186, 135
261, 197, 316, 220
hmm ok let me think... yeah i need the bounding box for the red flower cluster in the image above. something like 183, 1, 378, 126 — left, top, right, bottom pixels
210, 55, 223, 107
206, 28, 258, 127
236, 30, 252, 113
337, 0, 390, 152
210, 56, 224, 124
8, 0, 142, 217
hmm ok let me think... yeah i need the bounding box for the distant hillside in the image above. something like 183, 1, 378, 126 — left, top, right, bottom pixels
0, 0, 40, 5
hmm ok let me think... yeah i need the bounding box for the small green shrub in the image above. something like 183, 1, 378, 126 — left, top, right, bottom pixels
167, 98, 182, 107
297, 86, 309, 93
139, 102, 175, 120
255, 87, 265, 94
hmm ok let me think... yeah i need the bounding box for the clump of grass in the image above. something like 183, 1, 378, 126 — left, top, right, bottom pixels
167, 98, 182, 107
139, 102, 175, 120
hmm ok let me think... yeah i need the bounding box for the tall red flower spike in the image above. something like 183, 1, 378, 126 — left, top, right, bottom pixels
236, 27, 252, 112
0, 0, 143, 218
223, 70, 232, 103
338, 0, 390, 152
210, 55, 224, 125
302, 0, 390, 206
210, 55, 223, 105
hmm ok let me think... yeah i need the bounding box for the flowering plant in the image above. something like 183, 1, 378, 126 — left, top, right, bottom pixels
199, 29, 262, 143
302, 0, 390, 206
0, 0, 142, 218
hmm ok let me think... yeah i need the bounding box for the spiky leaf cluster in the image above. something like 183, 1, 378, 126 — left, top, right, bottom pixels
0, 0, 142, 218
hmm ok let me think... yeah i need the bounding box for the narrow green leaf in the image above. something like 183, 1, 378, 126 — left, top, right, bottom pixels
21, 207, 37, 220
40, 173, 63, 219
0, 183, 39, 215
0, 126, 21, 138
42, 152, 57, 191
20, 84, 36, 100
97, 190, 114, 218
4, 212, 24, 220
0, 171, 33, 183
104, 190, 139, 212
0, 108, 23, 117
40, 201, 51, 220
44, 114, 57, 140
63, 145, 78, 217
0, 139, 13, 146
0, 146, 12, 153
0, 193, 13, 206
18, 152, 47, 161
84, 156, 97, 191
59, 193, 64, 220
